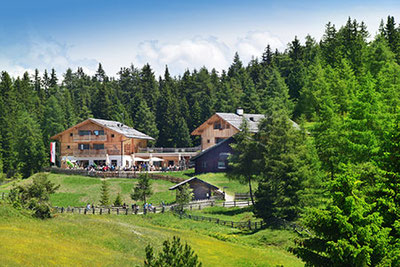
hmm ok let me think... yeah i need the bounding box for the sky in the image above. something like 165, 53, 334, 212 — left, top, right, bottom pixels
0, 0, 399, 78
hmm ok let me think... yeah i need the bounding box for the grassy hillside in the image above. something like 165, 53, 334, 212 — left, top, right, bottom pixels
0, 171, 254, 207
0, 204, 303, 267
0, 173, 177, 207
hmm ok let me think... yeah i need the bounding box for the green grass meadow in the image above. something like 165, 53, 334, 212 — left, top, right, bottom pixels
0, 173, 177, 207
0, 204, 303, 267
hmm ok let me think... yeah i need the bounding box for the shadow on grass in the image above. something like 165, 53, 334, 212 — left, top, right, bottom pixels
204, 206, 254, 216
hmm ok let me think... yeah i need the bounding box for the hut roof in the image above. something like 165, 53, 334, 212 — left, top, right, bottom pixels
169, 177, 219, 190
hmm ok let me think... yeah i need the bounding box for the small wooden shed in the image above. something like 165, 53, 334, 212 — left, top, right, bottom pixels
169, 177, 221, 200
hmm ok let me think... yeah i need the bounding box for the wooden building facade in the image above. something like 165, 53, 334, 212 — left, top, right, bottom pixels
169, 177, 223, 200
51, 118, 154, 168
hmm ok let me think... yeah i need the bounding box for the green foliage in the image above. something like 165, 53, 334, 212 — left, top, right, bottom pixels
7, 173, 59, 219
131, 173, 152, 203
254, 109, 317, 221
99, 179, 110, 206
292, 164, 393, 266
114, 192, 122, 207
144, 236, 202, 267
175, 184, 193, 210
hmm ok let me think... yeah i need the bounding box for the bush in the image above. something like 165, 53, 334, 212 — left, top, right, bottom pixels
8, 173, 59, 219
144, 236, 201, 267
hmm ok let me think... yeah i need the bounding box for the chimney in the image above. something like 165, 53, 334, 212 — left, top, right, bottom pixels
236, 107, 244, 116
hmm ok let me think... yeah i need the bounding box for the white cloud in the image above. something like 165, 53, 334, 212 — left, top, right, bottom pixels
235, 31, 284, 63
0, 34, 98, 78
135, 31, 283, 77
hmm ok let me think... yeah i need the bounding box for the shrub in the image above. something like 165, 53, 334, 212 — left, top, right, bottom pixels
8, 173, 59, 219
144, 236, 201, 267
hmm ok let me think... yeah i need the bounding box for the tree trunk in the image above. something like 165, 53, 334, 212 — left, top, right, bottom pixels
248, 177, 255, 206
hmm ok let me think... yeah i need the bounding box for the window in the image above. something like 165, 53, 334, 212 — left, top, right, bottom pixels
226, 124, 230, 129
78, 130, 91, 136
67, 145, 70, 149
78, 144, 90, 150
213, 122, 221, 129
111, 160, 118, 166
93, 130, 104, 136
202, 161, 207, 168
215, 138, 226, 144
218, 153, 230, 169
207, 139, 210, 143
70, 133, 73, 137
111, 134, 115, 138
93, 144, 104, 150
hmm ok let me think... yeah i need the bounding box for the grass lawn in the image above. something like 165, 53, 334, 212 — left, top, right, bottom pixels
160, 169, 255, 195
0, 204, 303, 267
0, 173, 177, 207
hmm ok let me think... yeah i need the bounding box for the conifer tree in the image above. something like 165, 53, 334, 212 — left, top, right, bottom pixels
99, 179, 110, 206
114, 192, 122, 207
131, 173, 152, 203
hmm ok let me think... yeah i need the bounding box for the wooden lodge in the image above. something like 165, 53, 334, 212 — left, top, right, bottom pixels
190, 108, 300, 174
51, 118, 198, 169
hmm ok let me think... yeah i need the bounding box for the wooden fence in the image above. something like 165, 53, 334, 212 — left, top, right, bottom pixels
44, 167, 185, 183
234, 193, 251, 200
176, 211, 264, 230
53, 200, 252, 216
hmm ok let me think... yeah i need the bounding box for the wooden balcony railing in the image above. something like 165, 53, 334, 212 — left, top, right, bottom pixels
73, 134, 107, 142
138, 146, 201, 153
73, 149, 107, 156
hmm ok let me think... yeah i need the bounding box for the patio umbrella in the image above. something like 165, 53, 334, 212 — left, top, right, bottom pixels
106, 154, 110, 165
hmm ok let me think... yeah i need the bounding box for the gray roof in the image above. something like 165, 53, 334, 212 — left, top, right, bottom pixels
89, 118, 155, 140
216, 113, 299, 133
169, 177, 219, 190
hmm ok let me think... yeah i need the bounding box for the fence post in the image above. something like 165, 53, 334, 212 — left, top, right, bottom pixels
248, 221, 251, 230
100, 208, 103, 215
117, 208, 119, 215
79, 208, 81, 214
211, 201, 214, 207
223, 202, 225, 207
255, 222, 257, 230
84, 208, 87, 215
108, 208, 111, 214
190, 205, 192, 211
153, 207, 156, 213
93, 208, 95, 214
72, 208, 74, 213
199, 205, 201, 210
135, 207, 138, 214
61, 207, 64, 213
125, 208, 129, 215
234, 200, 236, 207
162, 206, 165, 213
248, 200, 250, 206
231, 221, 234, 228
216, 219, 219, 224
2, 192, 4, 199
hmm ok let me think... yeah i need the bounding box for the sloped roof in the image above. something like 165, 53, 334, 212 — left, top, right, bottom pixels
190, 137, 234, 161
169, 177, 219, 190
89, 118, 154, 140
216, 113, 265, 132
51, 118, 154, 140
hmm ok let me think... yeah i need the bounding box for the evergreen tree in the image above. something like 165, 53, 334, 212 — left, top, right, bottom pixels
132, 97, 159, 144
254, 108, 310, 221
42, 95, 65, 145
114, 192, 122, 207
131, 173, 152, 203
228, 119, 260, 205
175, 184, 193, 211
99, 179, 110, 206
13, 111, 46, 178
144, 236, 202, 267
293, 164, 392, 266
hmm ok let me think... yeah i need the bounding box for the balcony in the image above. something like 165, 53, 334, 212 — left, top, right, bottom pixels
138, 146, 201, 153
73, 149, 107, 157
73, 134, 107, 142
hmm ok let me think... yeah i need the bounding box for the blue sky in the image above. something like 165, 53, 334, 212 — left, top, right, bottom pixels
1, 0, 399, 77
